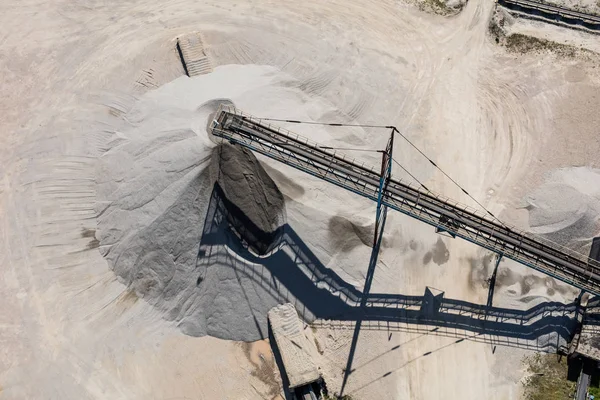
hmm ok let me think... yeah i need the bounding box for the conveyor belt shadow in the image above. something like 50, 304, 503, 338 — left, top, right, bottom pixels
198, 183, 579, 353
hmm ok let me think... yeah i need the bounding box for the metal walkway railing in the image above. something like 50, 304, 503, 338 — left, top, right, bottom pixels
211, 106, 600, 295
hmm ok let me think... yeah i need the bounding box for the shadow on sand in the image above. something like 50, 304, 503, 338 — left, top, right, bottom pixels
198, 183, 580, 353
198, 181, 585, 396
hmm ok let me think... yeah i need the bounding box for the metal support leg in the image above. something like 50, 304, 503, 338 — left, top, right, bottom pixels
340, 130, 393, 395
484, 253, 503, 353
487, 253, 503, 308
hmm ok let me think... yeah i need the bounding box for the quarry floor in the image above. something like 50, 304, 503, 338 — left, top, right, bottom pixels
1, 0, 600, 399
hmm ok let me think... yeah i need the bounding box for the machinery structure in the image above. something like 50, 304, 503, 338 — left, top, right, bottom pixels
211, 106, 600, 296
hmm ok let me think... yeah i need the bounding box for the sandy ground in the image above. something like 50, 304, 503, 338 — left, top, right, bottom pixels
1, 0, 600, 399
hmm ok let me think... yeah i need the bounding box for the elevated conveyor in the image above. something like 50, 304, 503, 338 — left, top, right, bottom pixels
211, 106, 600, 295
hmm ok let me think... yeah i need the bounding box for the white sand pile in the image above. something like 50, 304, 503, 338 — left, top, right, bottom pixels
526, 183, 588, 234
465, 168, 600, 312
95, 64, 377, 341
475, 167, 600, 353
523, 167, 600, 253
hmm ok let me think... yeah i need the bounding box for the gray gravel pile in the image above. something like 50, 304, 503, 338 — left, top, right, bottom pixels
97, 134, 291, 340
524, 168, 600, 254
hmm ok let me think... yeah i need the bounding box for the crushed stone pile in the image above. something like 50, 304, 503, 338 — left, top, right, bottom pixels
524, 167, 600, 254
95, 66, 357, 341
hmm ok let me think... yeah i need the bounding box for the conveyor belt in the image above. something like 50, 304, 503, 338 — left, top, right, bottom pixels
498, 0, 600, 30
211, 107, 600, 295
